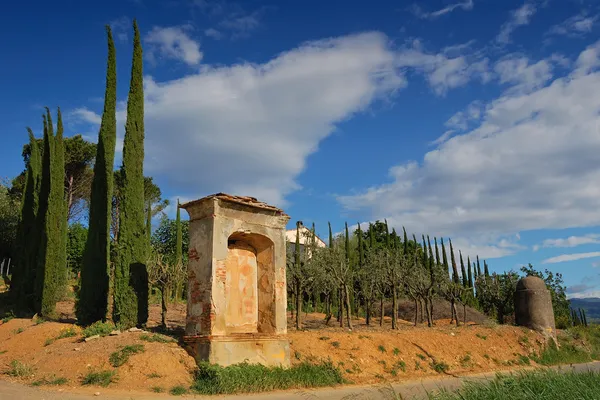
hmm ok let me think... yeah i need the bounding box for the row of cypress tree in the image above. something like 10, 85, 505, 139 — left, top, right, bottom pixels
11, 108, 68, 317
12, 21, 148, 329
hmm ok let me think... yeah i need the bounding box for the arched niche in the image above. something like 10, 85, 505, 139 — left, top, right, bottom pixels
226, 231, 276, 335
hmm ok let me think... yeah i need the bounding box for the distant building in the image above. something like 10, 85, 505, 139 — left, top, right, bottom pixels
285, 222, 326, 259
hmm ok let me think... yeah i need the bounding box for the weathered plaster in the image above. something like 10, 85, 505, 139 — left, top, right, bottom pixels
181, 194, 291, 367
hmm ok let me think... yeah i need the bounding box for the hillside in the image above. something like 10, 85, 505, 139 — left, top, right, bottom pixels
570, 297, 600, 322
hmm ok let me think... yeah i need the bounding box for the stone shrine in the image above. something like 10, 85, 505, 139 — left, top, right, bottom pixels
180, 193, 290, 367
514, 276, 557, 342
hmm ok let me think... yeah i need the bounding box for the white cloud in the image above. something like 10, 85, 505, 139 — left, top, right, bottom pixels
204, 28, 223, 40
145, 26, 203, 66
543, 252, 600, 264
69, 108, 102, 125
533, 234, 600, 251
410, 0, 474, 20
494, 56, 553, 94
395, 44, 490, 95
574, 40, 600, 76
496, 2, 537, 44
548, 12, 598, 37
338, 41, 600, 257
110, 17, 130, 43
73, 32, 406, 207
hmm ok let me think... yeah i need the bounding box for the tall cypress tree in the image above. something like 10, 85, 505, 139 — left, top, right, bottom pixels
449, 239, 459, 284
36, 108, 68, 317
441, 238, 449, 279
114, 20, 148, 328
434, 237, 440, 267
357, 222, 364, 267
369, 223, 375, 248
468, 261, 474, 290
460, 251, 468, 287
328, 222, 333, 248
403, 227, 408, 256
78, 26, 117, 325
484, 260, 490, 278
345, 222, 350, 262
476, 256, 482, 278
12, 129, 42, 313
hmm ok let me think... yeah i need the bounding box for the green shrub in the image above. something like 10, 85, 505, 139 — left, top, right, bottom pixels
191, 361, 344, 394
331, 341, 340, 348
151, 386, 164, 393
109, 344, 145, 367
431, 360, 450, 373
81, 370, 117, 387
82, 321, 115, 338
378, 345, 386, 353
31, 376, 68, 386
1, 312, 15, 324
393, 347, 400, 355
6, 360, 33, 377
13, 327, 24, 334
170, 385, 188, 395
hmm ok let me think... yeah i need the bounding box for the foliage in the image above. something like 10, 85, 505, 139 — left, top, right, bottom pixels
77, 26, 117, 326
532, 325, 600, 365
520, 263, 571, 328
6, 360, 33, 377
113, 19, 147, 328
151, 215, 189, 266
430, 370, 600, 400
476, 271, 519, 324
191, 361, 344, 394
81, 369, 117, 387
169, 385, 188, 395
32, 375, 68, 386
35, 108, 68, 318
0, 181, 20, 262
109, 344, 145, 367
67, 223, 87, 275
82, 320, 115, 338
140, 333, 174, 343
11, 130, 42, 313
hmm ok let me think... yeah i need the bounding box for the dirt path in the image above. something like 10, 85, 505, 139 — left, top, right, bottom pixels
1, 362, 599, 400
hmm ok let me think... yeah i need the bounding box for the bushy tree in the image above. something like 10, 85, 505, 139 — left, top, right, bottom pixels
67, 223, 88, 276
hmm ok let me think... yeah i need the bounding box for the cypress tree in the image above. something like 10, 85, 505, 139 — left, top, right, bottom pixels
357, 222, 364, 267
477, 262, 482, 277
434, 237, 440, 267
114, 20, 148, 328
582, 309, 588, 327
403, 227, 408, 256
345, 222, 350, 262
175, 199, 182, 266
484, 260, 490, 278
460, 252, 468, 288
369, 223, 374, 248
12, 129, 42, 313
468, 261, 474, 289
449, 239, 459, 284
441, 238, 449, 279
476, 255, 481, 277
384, 220, 390, 248
36, 108, 68, 317
328, 222, 333, 248
78, 26, 117, 325
421, 235, 428, 267
427, 236, 434, 269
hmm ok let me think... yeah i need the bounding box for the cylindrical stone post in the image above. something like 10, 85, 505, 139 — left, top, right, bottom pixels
514, 276, 556, 340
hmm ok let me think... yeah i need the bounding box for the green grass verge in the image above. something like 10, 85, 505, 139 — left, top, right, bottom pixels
191, 361, 345, 394
109, 344, 145, 367
81, 321, 116, 338
531, 325, 600, 366
81, 370, 117, 387
430, 370, 600, 399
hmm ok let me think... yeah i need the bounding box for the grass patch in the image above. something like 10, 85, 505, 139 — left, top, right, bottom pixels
82, 321, 115, 338
109, 344, 145, 367
476, 333, 487, 340
13, 327, 24, 334
331, 341, 340, 348
394, 360, 406, 372
31, 376, 68, 386
6, 360, 33, 377
140, 333, 173, 343
416, 353, 426, 360
319, 336, 330, 341
393, 347, 400, 355
151, 386, 164, 393
460, 354, 472, 368
170, 385, 188, 395
431, 360, 450, 374
81, 370, 117, 387
517, 355, 531, 366
378, 345, 386, 353
1, 312, 14, 324
147, 372, 162, 378
191, 361, 344, 394
0, 350, 7, 355
430, 370, 600, 399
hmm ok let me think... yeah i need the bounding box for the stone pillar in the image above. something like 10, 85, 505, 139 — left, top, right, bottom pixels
181, 193, 291, 367
514, 276, 556, 340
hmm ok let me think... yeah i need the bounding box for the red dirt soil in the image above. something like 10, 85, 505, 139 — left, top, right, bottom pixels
0, 300, 547, 396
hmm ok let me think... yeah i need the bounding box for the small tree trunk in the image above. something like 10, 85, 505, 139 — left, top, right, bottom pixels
339, 287, 344, 328
453, 302, 459, 327
430, 298, 435, 326
426, 299, 432, 327
379, 293, 385, 327
337, 287, 343, 323
160, 284, 167, 329
392, 284, 398, 330
419, 298, 424, 323
345, 284, 353, 330
366, 298, 371, 326
450, 299, 455, 323
414, 298, 418, 326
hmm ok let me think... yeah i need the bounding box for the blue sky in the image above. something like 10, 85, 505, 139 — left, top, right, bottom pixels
2, 0, 600, 297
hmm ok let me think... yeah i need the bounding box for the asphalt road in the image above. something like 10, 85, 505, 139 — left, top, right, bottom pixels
1, 362, 599, 400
